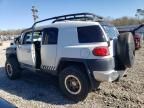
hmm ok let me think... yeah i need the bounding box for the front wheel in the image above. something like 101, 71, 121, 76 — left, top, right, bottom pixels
59, 66, 90, 102
5, 58, 21, 80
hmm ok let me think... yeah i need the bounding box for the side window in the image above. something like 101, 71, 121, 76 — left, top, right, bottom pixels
22, 31, 42, 44
33, 31, 42, 41
23, 32, 32, 44
77, 26, 106, 43
42, 28, 58, 45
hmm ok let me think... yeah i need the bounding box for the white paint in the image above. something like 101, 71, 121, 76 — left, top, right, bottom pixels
41, 45, 57, 68
17, 44, 36, 66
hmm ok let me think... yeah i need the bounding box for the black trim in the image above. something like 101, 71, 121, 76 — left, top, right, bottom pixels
20, 63, 34, 69
41, 65, 56, 70
57, 58, 115, 90
57, 58, 96, 89
20, 63, 42, 72
58, 58, 115, 72
6, 47, 17, 59
41, 67, 57, 75
41, 65, 57, 75
19, 63, 58, 75
86, 58, 115, 71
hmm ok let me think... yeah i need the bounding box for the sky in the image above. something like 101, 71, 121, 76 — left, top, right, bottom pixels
0, 0, 144, 30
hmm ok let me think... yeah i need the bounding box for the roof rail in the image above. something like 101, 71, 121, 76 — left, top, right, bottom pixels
32, 12, 103, 28
52, 12, 103, 23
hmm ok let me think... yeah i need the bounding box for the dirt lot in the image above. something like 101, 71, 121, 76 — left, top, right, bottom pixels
0, 41, 144, 108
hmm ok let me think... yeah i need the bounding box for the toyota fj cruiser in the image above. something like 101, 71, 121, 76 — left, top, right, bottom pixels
118, 24, 144, 50
5, 13, 135, 101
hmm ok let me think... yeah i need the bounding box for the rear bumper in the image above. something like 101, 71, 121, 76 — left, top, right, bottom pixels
93, 70, 125, 82
86, 57, 125, 82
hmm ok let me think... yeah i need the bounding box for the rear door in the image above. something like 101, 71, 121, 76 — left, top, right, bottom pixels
41, 28, 58, 70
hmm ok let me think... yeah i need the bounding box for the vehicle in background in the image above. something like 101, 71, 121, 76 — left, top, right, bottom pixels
117, 24, 144, 50
134, 33, 142, 49
119, 31, 141, 50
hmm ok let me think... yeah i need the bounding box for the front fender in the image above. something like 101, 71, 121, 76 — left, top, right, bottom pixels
6, 46, 17, 59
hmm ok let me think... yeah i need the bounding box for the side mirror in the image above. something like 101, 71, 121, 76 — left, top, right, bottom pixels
16, 39, 22, 45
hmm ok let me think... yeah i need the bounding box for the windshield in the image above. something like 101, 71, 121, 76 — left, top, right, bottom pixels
102, 25, 119, 39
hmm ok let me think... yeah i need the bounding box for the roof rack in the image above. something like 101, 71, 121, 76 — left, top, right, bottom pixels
21, 12, 103, 33
32, 12, 103, 28
21, 13, 104, 40
52, 12, 103, 23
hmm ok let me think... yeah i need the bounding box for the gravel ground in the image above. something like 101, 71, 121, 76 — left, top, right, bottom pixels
0, 41, 144, 108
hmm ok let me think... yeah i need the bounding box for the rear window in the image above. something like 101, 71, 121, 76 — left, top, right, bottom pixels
77, 26, 106, 43
102, 25, 119, 39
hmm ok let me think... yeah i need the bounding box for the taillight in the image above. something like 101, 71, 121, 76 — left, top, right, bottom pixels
92, 46, 110, 56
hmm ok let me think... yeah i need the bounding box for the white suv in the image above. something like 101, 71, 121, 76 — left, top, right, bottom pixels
5, 13, 135, 101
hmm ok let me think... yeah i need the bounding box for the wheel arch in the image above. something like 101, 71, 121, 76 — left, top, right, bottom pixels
6, 47, 17, 60
57, 58, 98, 90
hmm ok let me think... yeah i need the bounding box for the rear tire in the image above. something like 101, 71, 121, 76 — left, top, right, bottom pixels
59, 66, 90, 102
5, 58, 21, 80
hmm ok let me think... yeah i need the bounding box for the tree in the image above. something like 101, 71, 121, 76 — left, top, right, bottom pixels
111, 17, 141, 26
